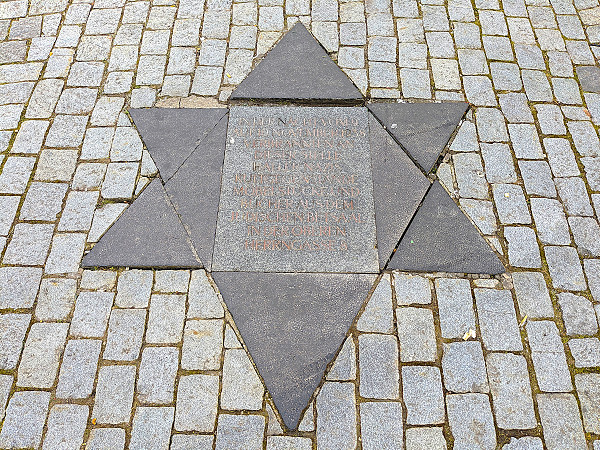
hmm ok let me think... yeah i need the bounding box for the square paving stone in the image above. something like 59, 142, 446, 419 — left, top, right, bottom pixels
212, 106, 379, 273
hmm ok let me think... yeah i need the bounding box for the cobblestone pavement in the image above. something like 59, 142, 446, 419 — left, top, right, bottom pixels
1, 0, 600, 448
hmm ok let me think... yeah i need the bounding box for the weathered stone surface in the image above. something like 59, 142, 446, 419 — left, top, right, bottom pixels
394, 273, 432, 305
327, 337, 356, 381
568, 337, 600, 368
368, 101, 468, 172
221, 348, 265, 410
486, 353, 537, 430
396, 306, 437, 362
129, 108, 226, 181
369, 114, 430, 266
442, 341, 488, 393
0, 391, 50, 449
215, 414, 266, 450
56, 339, 102, 399
537, 394, 587, 450
358, 333, 399, 399
360, 402, 403, 450
92, 365, 136, 425
137, 347, 178, 404
405, 427, 447, 450
402, 366, 445, 425
231, 23, 361, 101
181, 319, 224, 370
576, 65, 600, 92
446, 393, 496, 449
435, 278, 476, 339
512, 272, 554, 319
175, 374, 219, 432
389, 182, 504, 274
129, 407, 174, 450
146, 294, 186, 344
213, 106, 379, 273
103, 309, 146, 361
316, 382, 357, 450
574, 373, 600, 434
213, 272, 375, 429
475, 289, 522, 351
0, 313, 31, 370
83, 179, 201, 268
43, 404, 88, 450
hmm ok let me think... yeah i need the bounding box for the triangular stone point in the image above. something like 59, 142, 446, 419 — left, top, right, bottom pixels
388, 181, 505, 274
82, 178, 201, 269
230, 22, 362, 101
368, 102, 469, 173
212, 272, 376, 430
129, 108, 227, 181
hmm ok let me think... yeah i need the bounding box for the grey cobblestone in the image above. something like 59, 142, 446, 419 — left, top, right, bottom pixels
146, 294, 186, 344
0, 391, 50, 449
175, 374, 219, 432
316, 382, 356, 450
56, 339, 102, 399
435, 278, 476, 339
115, 269, 153, 308
360, 402, 403, 450
486, 352, 536, 429
181, 319, 224, 370
537, 393, 587, 450
492, 184, 531, 225
43, 404, 88, 450
505, 226, 541, 268
447, 394, 496, 448
357, 274, 393, 332
558, 292, 598, 335
476, 289, 522, 351
19, 181, 68, 221
103, 308, 146, 361
530, 197, 570, 245
508, 124, 544, 159
359, 333, 399, 398
394, 273, 431, 305
526, 320, 573, 392
188, 270, 224, 318
512, 271, 554, 318
442, 341, 488, 393
555, 177, 594, 216
130, 407, 175, 450
215, 414, 266, 450
137, 346, 178, 404
92, 365, 136, 425
568, 337, 600, 367
327, 337, 356, 381
69, 291, 114, 338
569, 216, 600, 256
396, 307, 437, 362
18, 322, 68, 388
0, 313, 30, 370
221, 348, 265, 410
453, 152, 489, 199
545, 246, 587, 291
402, 366, 445, 425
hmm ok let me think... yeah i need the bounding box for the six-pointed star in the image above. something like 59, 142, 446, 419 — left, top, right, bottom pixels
83, 23, 504, 430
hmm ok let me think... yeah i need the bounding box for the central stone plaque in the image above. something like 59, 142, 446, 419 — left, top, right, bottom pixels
212, 106, 379, 273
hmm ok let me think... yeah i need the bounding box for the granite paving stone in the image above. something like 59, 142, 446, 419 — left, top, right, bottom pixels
146, 294, 186, 344
42, 404, 89, 450
215, 414, 266, 450
574, 373, 600, 434
475, 289, 523, 351
394, 273, 432, 305
181, 319, 224, 370
316, 382, 357, 450
56, 339, 102, 399
137, 347, 178, 404
266, 436, 313, 449
537, 394, 587, 450
359, 333, 399, 398
519, 160, 557, 197
92, 365, 136, 425
530, 198, 571, 245
115, 270, 153, 308
221, 348, 265, 410
19, 182, 69, 222
69, 291, 114, 338
558, 293, 598, 335
402, 366, 445, 425
545, 246, 587, 291
512, 272, 554, 318
504, 226, 542, 268
568, 337, 600, 367
175, 374, 219, 432
10, 120, 49, 154
442, 341, 489, 393
0, 313, 31, 370
555, 177, 594, 216
569, 216, 600, 256
405, 427, 447, 450
435, 278, 476, 339
103, 308, 146, 361
492, 184, 531, 224
0, 391, 50, 449
0, 157, 35, 194
171, 435, 215, 450
187, 270, 224, 319
359, 402, 403, 450
86, 429, 126, 449
45, 233, 87, 274
486, 353, 537, 429
129, 407, 175, 450
396, 306, 437, 362
453, 152, 489, 199
0, 374, 12, 421
35, 150, 79, 182
526, 320, 573, 392
508, 124, 544, 159
17, 322, 68, 388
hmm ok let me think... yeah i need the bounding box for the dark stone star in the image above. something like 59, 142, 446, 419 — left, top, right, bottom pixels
82, 22, 504, 430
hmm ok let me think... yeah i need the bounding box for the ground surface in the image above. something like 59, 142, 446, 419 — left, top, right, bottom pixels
0, 0, 600, 448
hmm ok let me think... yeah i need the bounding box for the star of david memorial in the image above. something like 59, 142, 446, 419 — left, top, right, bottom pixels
83, 23, 504, 430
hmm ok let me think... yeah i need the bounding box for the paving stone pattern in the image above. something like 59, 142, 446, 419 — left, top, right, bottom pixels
0, 0, 600, 447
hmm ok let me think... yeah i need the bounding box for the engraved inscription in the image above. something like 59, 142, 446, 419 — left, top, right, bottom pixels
213, 106, 379, 273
